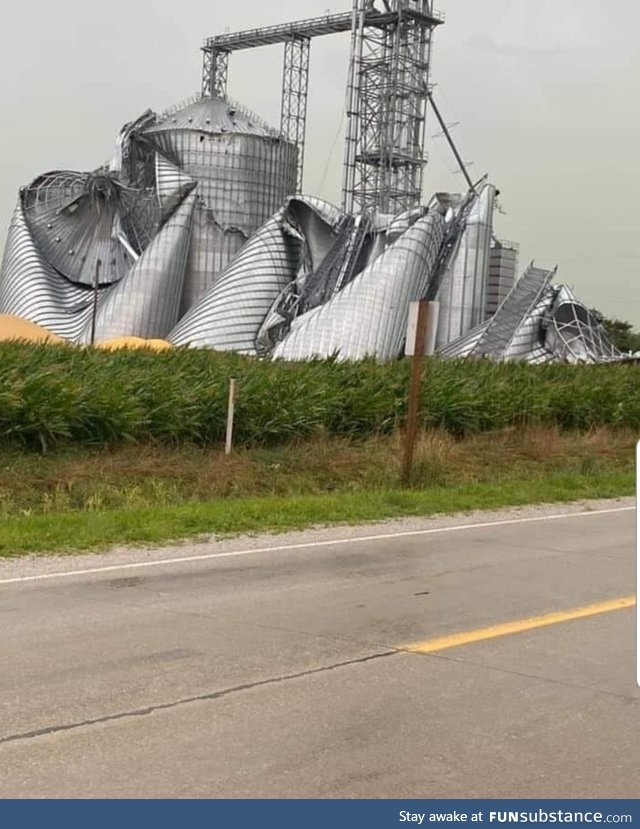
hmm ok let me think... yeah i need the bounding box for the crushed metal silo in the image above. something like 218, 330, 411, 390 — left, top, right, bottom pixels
435, 182, 496, 348
438, 263, 621, 365
83, 190, 197, 344
271, 210, 445, 362
544, 286, 623, 363
169, 208, 301, 354
0, 197, 96, 341
142, 97, 298, 312
466, 263, 556, 361
440, 263, 555, 363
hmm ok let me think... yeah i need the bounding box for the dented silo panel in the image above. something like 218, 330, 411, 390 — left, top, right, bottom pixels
435, 183, 495, 348
143, 97, 298, 311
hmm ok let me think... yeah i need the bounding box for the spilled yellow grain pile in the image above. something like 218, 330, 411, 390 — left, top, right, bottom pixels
0, 315, 64, 344
97, 337, 173, 351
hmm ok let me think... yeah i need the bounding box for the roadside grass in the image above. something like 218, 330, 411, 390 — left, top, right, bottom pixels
0, 426, 634, 557
0, 473, 633, 558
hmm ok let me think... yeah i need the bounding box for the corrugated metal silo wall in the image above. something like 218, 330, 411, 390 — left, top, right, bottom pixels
435, 184, 496, 348
485, 242, 518, 320
146, 129, 298, 313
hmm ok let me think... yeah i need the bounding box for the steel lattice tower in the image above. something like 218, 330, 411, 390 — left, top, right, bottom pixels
342, 0, 440, 215
201, 2, 442, 209
202, 47, 230, 98
281, 37, 311, 192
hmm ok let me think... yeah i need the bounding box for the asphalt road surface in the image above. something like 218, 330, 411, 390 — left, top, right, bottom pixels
0, 499, 637, 798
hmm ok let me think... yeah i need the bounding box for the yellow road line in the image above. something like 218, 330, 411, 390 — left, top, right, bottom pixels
404, 595, 637, 655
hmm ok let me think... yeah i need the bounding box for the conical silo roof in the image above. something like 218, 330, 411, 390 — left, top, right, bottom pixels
144, 96, 280, 137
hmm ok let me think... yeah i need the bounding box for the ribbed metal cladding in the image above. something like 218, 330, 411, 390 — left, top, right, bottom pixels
501, 287, 556, 361
272, 211, 445, 362
438, 321, 489, 359
82, 191, 197, 343
143, 97, 298, 312
0, 200, 94, 340
486, 240, 518, 320
0, 189, 197, 344
169, 209, 301, 353
21, 172, 136, 287
544, 286, 622, 363
477, 265, 555, 360
439, 264, 558, 363
435, 183, 496, 348
155, 154, 197, 222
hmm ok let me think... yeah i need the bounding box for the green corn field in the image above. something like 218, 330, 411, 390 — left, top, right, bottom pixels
0, 342, 638, 451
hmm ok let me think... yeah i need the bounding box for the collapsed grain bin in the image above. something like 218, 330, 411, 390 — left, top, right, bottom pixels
142, 97, 298, 311
0, 4, 625, 364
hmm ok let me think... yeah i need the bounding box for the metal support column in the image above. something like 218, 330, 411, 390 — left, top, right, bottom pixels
342, 0, 442, 215
427, 92, 476, 193
281, 36, 311, 192
200, 4, 442, 207
201, 46, 230, 98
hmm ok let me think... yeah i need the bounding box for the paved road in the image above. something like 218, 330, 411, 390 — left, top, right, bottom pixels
0, 500, 637, 798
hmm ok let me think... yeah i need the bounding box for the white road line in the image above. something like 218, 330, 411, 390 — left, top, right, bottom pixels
0, 506, 633, 587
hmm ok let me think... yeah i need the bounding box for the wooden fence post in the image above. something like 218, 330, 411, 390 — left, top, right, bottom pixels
225, 378, 237, 456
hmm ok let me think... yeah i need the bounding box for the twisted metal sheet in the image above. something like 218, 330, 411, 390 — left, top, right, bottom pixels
169, 209, 300, 353
544, 286, 622, 363
435, 183, 495, 348
438, 264, 620, 365
21, 171, 135, 287
441, 264, 554, 361
0, 199, 94, 340
438, 321, 489, 359
155, 154, 197, 222
273, 211, 445, 362
84, 191, 197, 343
143, 97, 297, 309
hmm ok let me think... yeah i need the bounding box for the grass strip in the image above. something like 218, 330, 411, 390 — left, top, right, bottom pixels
0, 470, 633, 558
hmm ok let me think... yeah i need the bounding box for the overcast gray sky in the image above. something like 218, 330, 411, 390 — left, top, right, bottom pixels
1, 0, 638, 325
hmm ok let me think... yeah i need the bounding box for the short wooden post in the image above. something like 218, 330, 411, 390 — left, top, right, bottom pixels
403, 300, 430, 485
225, 378, 237, 456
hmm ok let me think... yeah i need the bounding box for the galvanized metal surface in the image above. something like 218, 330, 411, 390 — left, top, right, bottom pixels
0, 188, 198, 344
435, 183, 496, 348
143, 97, 297, 311
146, 97, 280, 138
545, 286, 623, 363
85, 191, 197, 343
155, 154, 197, 223
477, 263, 554, 360
440, 264, 622, 364
272, 210, 445, 361
438, 320, 488, 359
169, 210, 300, 353
0, 79, 623, 368
21, 172, 136, 287
0, 200, 95, 341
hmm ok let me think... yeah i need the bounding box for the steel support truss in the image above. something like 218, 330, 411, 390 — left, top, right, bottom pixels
201, 47, 230, 98
201, 2, 442, 213
281, 37, 311, 192
342, 1, 441, 216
